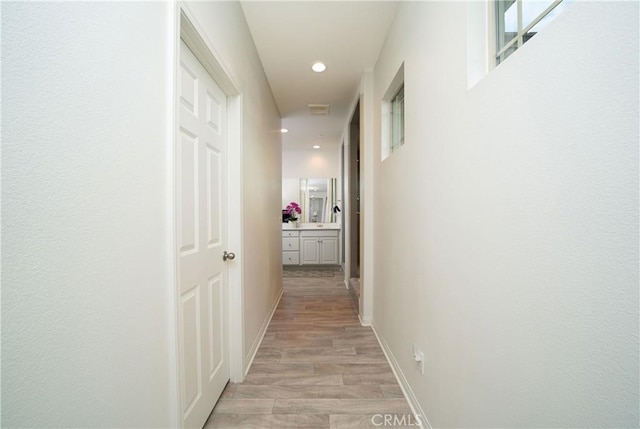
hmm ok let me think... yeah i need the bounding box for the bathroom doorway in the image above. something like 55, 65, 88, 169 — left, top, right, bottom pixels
347, 101, 361, 309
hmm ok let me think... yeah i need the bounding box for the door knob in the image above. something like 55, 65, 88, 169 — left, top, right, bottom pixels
223, 251, 236, 261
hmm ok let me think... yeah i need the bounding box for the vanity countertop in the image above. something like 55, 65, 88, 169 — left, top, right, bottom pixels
282, 223, 341, 231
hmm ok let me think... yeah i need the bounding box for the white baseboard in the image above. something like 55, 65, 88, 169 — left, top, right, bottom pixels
371, 322, 431, 429
243, 287, 284, 377
359, 315, 372, 326
358, 314, 368, 326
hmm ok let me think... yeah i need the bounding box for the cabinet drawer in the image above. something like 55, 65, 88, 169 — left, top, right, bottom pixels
282, 230, 300, 237
300, 230, 338, 237
282, 237, 299, 251
282, 251, 300, 265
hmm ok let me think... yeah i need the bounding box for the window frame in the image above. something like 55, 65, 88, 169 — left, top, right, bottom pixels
493, 0, 565, 65
381, 63, 405, 160
390, 84, 405, 153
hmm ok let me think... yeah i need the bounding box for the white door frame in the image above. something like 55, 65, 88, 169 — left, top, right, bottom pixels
170, 3, 245, 426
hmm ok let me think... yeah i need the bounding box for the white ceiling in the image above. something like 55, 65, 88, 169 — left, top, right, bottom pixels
240, 1, 399, 150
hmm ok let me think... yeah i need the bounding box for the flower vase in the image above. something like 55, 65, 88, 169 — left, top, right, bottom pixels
292, 220, 299, 228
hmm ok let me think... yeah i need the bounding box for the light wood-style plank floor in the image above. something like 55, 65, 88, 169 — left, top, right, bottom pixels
203, 267, 415, 428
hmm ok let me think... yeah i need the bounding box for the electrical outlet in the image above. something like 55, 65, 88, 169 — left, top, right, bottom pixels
413, 344, 425, 375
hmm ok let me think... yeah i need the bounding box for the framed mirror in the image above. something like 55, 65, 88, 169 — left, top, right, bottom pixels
282, 177, 339, 223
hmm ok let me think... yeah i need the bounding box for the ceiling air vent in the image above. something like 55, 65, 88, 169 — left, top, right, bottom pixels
308, 104, 330, 115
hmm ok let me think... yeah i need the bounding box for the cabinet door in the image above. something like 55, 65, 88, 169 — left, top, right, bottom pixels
301, 238, 320, 264
320, 237, 338, 264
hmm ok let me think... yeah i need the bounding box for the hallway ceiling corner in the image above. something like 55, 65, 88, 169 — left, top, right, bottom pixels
240, 1, 400, 150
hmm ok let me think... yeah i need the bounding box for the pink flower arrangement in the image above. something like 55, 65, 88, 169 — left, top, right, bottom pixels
285, 201, 301, 221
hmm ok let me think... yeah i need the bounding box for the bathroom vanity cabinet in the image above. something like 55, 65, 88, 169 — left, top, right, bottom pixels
282, 226, 339, 265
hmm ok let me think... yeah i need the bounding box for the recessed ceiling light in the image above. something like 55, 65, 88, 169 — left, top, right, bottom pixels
311, 62, 326, 73
313, 145, 320, 149
280, 128, 288, 133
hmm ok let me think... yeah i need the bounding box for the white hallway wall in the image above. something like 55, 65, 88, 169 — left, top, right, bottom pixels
369, 2, 638, 428
2, 1, 281, 426
282, 149, 340, 179
2, 3, 177, 426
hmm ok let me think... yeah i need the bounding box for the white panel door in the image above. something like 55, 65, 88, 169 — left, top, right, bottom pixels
178, 40, 229, 429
